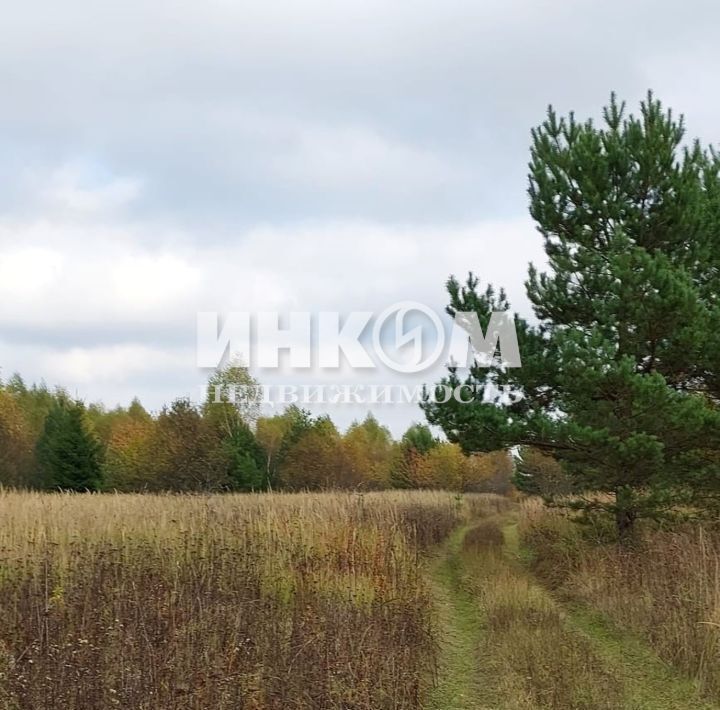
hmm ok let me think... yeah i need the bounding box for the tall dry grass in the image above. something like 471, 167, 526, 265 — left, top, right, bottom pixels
0, 489, 497, 709
520, 500, 720, 700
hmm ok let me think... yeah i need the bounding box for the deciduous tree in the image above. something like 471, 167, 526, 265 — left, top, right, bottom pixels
343, 414, 394, 489
0, 388, 35, 487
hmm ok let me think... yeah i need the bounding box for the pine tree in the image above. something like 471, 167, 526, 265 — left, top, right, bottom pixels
423, 93, 720, 539
224, 422, 267, 491
400, 423, 438, 455
37, 399, 103, 491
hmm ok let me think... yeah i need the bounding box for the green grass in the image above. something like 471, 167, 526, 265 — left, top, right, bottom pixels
569, 607, 718, 710
426, 525, 497, 710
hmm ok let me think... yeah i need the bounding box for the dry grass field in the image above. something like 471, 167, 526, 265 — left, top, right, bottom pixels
3, 490, 719, 710
0, 489, 509, 709
428, 502, 720, 710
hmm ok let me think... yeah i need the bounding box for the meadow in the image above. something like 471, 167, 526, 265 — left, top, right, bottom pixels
2, 489, 720, 710
428, 501, 720, 709
0, 489, 508, 709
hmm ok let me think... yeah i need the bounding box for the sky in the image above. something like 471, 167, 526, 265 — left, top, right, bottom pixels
2, 0, 720, 434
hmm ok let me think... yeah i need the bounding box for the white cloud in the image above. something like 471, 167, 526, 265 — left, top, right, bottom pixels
42, 168, 142, 214
0, 247, 63, 299
0, 211, 541, 330
38, 344, 192, 385
111, 253, 203, 312
0, 198, 543, 432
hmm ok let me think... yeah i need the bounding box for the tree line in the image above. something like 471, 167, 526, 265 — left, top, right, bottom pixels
0, 368, 512, 493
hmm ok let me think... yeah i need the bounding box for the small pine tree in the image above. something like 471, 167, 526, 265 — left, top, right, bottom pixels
225, 422, 267, 491
400, 423, 438, 455
37, 399, 102, 491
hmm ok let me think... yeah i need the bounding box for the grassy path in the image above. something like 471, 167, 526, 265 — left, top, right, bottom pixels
501, 521, 717, 710
425, 515, 718, 710
426, 524, 496, 710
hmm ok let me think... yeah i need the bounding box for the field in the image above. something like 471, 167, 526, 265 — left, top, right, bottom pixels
1, 490, 720, 710
0, 490, 508, 709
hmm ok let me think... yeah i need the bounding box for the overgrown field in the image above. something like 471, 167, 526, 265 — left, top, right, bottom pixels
5, 490, 718, 710
520, 500, 720, 704
0, 489, 508, 709
457, 520, 623, 709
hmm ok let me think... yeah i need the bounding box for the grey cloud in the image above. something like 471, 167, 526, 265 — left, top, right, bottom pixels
2, 0, 719, 229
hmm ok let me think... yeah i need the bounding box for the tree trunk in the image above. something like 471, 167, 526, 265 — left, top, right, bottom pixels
614, 487, 637, 543
615, 506, 636, 542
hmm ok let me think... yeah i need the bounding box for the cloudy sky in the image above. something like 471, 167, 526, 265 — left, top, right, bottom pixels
2, 0, 719, 434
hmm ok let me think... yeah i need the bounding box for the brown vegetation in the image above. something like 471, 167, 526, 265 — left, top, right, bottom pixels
520, 500, 720, 702
0, 489, 505, 709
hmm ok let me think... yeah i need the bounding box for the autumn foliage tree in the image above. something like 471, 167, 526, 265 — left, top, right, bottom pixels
1, 368, 517, 495
0, 388, 35, 487
277, 415, 344, 490
145, 398, 230, 492
343, 414, 394, 489
102, 407, 155, 491
389, 423, 438, 488
414, 443, 465, 490
513, 447, 573, 497
463, 451, 514, 494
